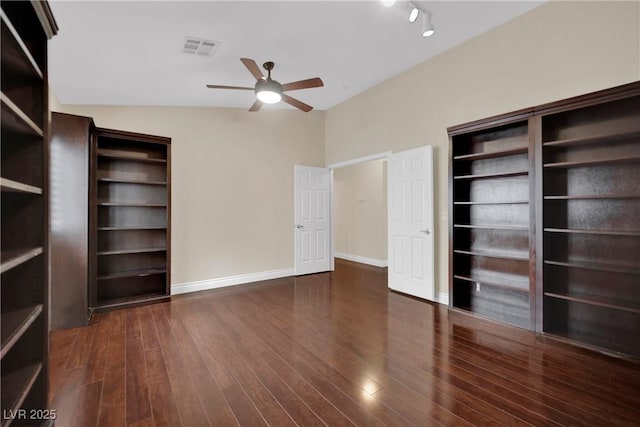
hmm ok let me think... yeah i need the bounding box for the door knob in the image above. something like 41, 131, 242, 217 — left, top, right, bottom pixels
420, 228, 431, 234
296, 224, 305, 229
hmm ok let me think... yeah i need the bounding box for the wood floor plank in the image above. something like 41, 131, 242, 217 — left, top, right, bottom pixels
138, 305, 161, 350
49, 259, 640, 427
71, 381, 103, 427
125, 336, 152, 424
144, 346, 182, 427
98, 403, 126, 427
152, 304, 213, 426
65, 322, 98, 370
50, 328, 79, 358
101, 327, 126, 408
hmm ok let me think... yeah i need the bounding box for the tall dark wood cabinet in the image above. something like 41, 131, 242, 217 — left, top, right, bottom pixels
449, 81, 640, 358
50, 113, 95, 330
1, 0, 57, 424
90, 128, 171, 312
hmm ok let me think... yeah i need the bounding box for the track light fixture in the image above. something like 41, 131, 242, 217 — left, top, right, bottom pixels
421, 10, 435, 37
383, 1, 436, 38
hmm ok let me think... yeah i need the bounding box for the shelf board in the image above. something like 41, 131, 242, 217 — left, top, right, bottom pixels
98, 226, 166, 231
454, 224, 529, 231
97, 247, 166, 256
97, 149, 167, 163
97, 201, 166, 207
1, 305, 42, 359
544, 194, 640, 200
453, 170, 528, 180
454, 274, 529, 292
544, 228, 640, 237
454, 200, 529, 205
0, 363, 43, 421
1, 247, 43, 274
98, 178, 167, 186
0, 177, 42, 195
0, 10, 44, 79
453, 146, 528, 161
95, 293, 169, 310
1, 92, 43, 137
97, 268, 167, 280
454, 249, 528, 261
544, 292, 640, 314
544, 259, 640, 275
543, 328, 634, 358
544, 155, 640, 169
542, 130, 640, 148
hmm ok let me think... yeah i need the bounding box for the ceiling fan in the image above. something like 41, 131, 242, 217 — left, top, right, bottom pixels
206, 58, 324, 112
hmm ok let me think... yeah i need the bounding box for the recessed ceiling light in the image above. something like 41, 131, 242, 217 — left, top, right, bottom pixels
381, 0, 396, 7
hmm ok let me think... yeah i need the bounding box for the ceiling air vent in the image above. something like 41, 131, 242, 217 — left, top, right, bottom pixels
182, 37, 219, 57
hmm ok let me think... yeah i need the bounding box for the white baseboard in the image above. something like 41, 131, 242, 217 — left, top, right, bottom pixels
438, 292, 449, 305
334, 252, 388, 268
171, 268, 294, 296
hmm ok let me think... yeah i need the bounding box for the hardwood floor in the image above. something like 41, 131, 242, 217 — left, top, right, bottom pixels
50, 259, 640, 426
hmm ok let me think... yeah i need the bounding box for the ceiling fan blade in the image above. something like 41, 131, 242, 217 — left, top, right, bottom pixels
282, 94, 313, 112
281, 78, 324, 92
206, 84, 254, 90
240, 58, 264, 81
249, 99, 263, 112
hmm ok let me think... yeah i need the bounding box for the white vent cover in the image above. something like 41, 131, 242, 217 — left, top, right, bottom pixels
183, 37, 219, 57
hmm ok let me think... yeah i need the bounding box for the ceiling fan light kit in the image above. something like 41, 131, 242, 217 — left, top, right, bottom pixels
206, 58, 323, 112
255, 61, 283, 104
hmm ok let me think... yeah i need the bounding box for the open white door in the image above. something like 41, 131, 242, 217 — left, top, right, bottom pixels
294, 165, 331, 275
387, 146, 435, 300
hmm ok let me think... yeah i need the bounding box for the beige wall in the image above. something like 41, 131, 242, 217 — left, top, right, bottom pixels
324, 1, 640, 295
333, 160, 387, 262
54, 103, 325, 285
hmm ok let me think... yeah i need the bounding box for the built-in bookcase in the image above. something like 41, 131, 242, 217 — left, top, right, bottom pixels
90, 129, 171, 311
449, 81, 640, 358
540, 94, 640, 356
1, 0, 57, 422
450, 117, 534, 329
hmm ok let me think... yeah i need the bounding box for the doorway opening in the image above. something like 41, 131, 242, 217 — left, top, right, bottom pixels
332, 158, 388, 268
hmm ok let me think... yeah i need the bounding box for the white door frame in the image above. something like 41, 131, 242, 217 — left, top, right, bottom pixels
327, 151, 393, 271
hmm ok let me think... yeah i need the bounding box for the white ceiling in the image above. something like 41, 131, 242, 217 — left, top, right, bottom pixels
48, 1, 542, 111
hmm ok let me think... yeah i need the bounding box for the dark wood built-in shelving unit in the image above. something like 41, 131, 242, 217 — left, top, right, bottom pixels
90, 128, 171, 312
539, 88, 640, 357
449, 117, 534, 330
448, 81, 640, 358
1, 0, 57, 423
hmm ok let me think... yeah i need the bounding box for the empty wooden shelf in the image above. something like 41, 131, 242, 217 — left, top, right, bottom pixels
539, 84, 640, 357
448, 81, 640, 358
1, 0, 57, 422
90, 128, 171, 312
449, 116, 534, 330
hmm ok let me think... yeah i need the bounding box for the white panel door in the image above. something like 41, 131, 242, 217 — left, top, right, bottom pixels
388, 146, 435, 300
294, 165, 331, 275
